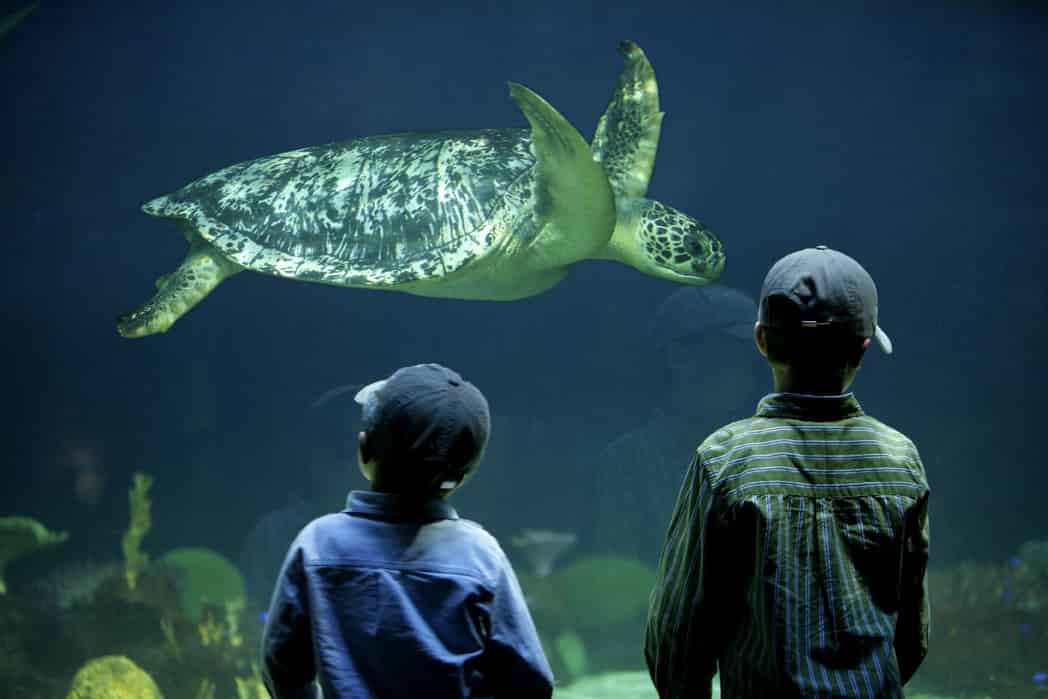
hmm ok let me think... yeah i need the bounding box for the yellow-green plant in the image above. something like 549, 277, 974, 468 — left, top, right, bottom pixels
159, 612, 182, 661
121, 472, 153, 590
193, 678, 216, 699
225, 597, 245, 648
235, 669, 269, 699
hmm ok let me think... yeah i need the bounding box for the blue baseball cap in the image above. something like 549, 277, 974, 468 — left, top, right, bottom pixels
354, 363, 491, 493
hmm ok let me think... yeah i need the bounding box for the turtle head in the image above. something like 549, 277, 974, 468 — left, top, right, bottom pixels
600, 198, 725, 285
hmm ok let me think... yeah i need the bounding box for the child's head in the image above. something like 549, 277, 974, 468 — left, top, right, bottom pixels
754, 246, 892, 394
353, 363, 490, 499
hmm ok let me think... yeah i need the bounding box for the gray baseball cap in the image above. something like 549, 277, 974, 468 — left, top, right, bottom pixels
354, 363, 491, 493
758, 245, 893, 354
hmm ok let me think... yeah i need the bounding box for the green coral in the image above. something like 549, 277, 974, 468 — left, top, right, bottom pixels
158, 547, 246, 622
0, 515, 68, 594
554, 556, 655, 632
65, 655, 162, 699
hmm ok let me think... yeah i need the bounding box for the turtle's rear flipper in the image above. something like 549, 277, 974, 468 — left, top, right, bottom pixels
117, 240, 241, 338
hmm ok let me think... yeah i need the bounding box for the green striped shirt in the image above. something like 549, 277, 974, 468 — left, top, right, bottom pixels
645, 392, 930, 699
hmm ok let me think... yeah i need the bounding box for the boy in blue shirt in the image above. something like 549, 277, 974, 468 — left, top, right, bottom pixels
262, 363, 554, 699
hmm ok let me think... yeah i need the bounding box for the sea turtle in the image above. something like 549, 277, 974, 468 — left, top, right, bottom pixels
116, 40, 725, 338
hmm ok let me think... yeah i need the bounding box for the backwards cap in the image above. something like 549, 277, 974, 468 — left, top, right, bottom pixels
354, 363, 490, 494
758, 245, 892, 354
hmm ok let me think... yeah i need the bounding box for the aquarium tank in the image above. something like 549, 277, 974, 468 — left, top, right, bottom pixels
1, 1, 1045, 697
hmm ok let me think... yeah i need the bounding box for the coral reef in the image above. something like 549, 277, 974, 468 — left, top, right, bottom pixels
0, 515, 69, 594
520, 555, 655, 677
65, 655, 162, 699
40, 561, 122, 610
915, 541, 1048, 698
157, 547, 246, 623
121, 472, 153, 591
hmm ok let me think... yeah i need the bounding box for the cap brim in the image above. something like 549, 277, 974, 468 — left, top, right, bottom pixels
353, 379, 387, 405
874, 326, 893, 354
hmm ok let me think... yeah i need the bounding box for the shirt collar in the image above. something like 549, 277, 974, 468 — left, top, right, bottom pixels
344, 490, 459, 523
755, 392, 865, 421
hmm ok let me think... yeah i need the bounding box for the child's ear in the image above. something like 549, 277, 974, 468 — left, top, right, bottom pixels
357, 431, 371, 462
357, 431, 377, 481
754, 322, 769, 358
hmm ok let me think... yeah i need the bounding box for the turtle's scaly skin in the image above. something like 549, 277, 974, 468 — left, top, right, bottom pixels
592, 40, 664, 200
145, 129, 537, 287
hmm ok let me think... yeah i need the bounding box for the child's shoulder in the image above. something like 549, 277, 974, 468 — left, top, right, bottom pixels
436, 515, 506, 555
854, 412, 919, 448
698, 414, 766, 454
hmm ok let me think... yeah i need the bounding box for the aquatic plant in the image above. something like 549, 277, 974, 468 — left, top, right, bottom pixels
234, 667, 269, 699
121, 472, 153, 591
198, 608, 225, 647
554, 630, 589, 680
224, 597, 245, 648
0, 515, 68, 594
159, 613, 182, 661
158, 546, 246, 622
194, 678, 216, 699
65, 655, 162, 699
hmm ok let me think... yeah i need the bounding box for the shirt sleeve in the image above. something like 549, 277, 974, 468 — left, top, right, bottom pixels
645, 450, 730, 699
261, 538, 319, 699
482, 556, 555, 698
895, 488, 931, 684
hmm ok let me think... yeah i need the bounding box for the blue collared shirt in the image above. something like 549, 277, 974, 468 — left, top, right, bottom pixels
261, 490, 554, 699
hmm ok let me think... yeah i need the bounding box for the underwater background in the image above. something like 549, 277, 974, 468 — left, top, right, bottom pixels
2, 0, 1046, 697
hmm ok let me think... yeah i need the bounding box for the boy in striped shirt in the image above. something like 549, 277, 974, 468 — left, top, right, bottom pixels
646, 246, 930, 699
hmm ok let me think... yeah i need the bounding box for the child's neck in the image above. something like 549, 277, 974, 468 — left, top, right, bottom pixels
772, 366, 852, 396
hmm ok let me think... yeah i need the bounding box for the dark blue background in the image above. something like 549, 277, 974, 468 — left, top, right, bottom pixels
2, 0, 1045, 571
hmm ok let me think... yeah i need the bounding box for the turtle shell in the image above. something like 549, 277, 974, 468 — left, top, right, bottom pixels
143, 129, 535, 286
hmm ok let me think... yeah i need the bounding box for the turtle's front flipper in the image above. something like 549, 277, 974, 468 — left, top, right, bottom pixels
508, 82, 616, 265
116, 238, 241, 338
591, 40, 663, 201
